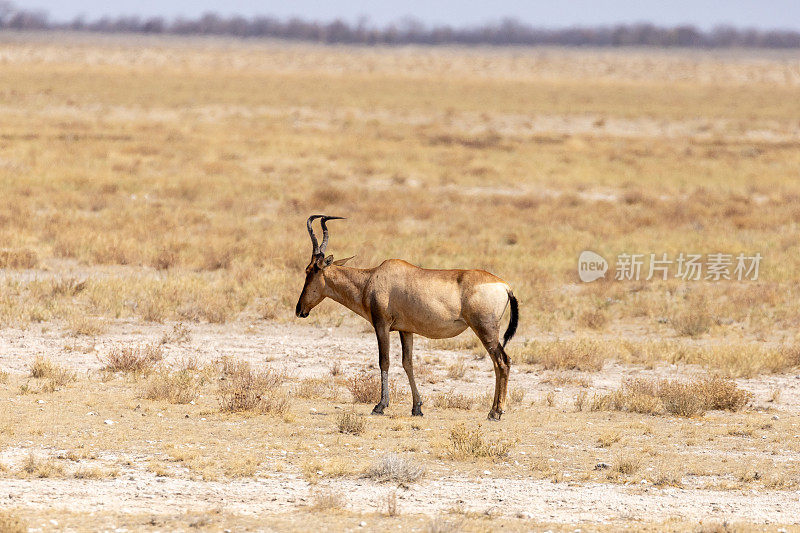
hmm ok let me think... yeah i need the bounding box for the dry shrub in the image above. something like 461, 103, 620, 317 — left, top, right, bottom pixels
698, 376, 752, 411
337, 411, 366, 435
0, 369, 8, 384
366, 454, 425, 484
100, 344, 163, 374
593, 376, 752, 417
311, 488, 346, 510
657, 380, 706, 417
28, 356, 76, 390
0, 509, 27, 533
20, 453, 64, 478
447, 423, 513, 459
432, 391, 474, 410
144, 369, 201, 404
513, 339, 606, 371
0, 247, 38, 269
577, 309, 608, 330
671, 307, 713, 337
614, 453, 642, 475
346, 372, 401, 404
218, 360, 288, 414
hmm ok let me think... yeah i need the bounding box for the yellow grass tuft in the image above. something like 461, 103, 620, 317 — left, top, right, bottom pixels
447, 423, 513, 459
29, 356, 76, 391
336, 410, 366, 435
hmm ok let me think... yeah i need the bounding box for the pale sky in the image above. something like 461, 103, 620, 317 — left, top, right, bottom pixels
13, 0, 800, 31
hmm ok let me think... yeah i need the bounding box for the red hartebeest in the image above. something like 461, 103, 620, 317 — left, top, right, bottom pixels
295, 215, 519, 420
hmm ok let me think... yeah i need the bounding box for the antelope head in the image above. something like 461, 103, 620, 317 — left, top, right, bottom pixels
295, 214, 348, 318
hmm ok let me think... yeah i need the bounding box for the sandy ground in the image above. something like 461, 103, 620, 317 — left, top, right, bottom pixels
2, 320, 800, 528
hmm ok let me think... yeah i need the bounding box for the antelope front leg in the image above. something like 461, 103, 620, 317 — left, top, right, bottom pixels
371, 324, 391, 415
400, 331, 423, 416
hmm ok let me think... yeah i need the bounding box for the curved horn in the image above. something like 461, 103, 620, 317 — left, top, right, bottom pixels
306, 215, 323, 255
319, 216, 345, 254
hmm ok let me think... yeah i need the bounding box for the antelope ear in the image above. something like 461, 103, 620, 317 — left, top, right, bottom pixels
332, 255, 355, 266
318, 255, 334, 268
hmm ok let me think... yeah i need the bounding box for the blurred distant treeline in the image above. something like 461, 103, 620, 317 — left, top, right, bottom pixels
2, 2, 799, 48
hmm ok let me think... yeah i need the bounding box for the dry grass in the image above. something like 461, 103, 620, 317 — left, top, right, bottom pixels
574, 390, 589, 411
513, 339, 607, 371
432, 391, 475, 410
99, 344, 163, 374
73, 466, 118, 479
447, 423, 513, 459
66, 314, 106, 337
671, 307, 714, 337
160, 323, 191, 344
336, 410, 366, 435
0, 248, 38, 269
297, 376, 340, 401
311, 489, 346, 511
0, 510, 27, 533
617, 340, 800, 378
365, 454, 426, 484
613, 453, 642, 475
577, 309, 609, 330
143, 369, 202, 404
19, 453, 65, 478
218, 360, 288, 414
28, 356, 77, 391
592, 377, 752, 417
2, 35, 800, 529
346, 372, 401, 404
446, 359, 468, 380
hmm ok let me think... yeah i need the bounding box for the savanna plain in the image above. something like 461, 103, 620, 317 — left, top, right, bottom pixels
1, 33, 800, 532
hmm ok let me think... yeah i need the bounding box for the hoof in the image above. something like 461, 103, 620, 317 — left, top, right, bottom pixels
411, 403, 424, 417
371, 404, 386, 415
487, 410, 503, 421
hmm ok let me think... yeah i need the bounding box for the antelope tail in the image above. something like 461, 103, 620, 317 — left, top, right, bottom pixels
502, 290, 518, 348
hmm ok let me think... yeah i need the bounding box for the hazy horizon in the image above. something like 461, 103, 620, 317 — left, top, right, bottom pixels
12, 0, 800, 31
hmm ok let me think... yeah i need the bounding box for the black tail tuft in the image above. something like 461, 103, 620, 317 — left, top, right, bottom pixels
502, 291, 519, 348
